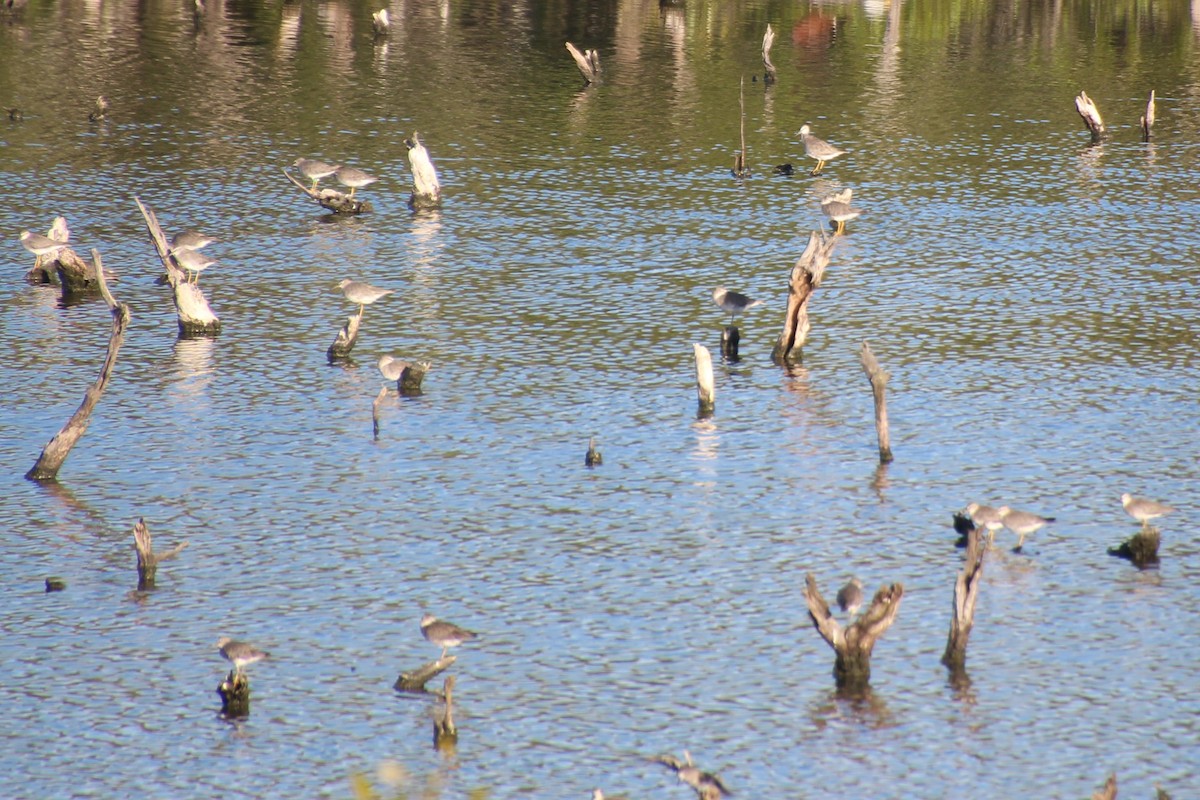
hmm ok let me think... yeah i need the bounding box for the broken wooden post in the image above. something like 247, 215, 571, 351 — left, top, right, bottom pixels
732, 77, 749, 178
283, 167, 370, 214
693, 343, 715, 417
1108, 526, 1160, 568
771, 231, 836, 362
1091, 774, 1117, 800
803, 572, 903, 693
25, 250, 130, 482
565, 41, 600, 85
327, 310, 362, 361
432, 675, 458, 748
394, 655, 456, 693
1140, 89, 1155, 142
372, 385, 387, 440
858, 340, 894, 463
1075, 90, 1105, 140
585, 436, 602, 467
379, 355, 431, 395
762, 23, 777, 85
135, 197, 221, 337
942, 525, 987, 675
131, 517, 189, 591
405, 132, 442, 210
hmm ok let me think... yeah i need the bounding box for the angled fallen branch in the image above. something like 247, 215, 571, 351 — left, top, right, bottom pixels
394, 656, 456, 693
566, 41, 600, 85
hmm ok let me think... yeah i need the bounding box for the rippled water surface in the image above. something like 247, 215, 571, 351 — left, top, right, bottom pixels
2, 0, 1199, 797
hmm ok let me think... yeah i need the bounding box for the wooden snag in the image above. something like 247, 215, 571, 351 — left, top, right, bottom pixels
1075, 90, 1105, 140
45, 577, 67, 592
217, 671, 252, 718
327, 310, 362, 362
720, 325, 740, 360
1107, 526, 1160, 568
135, 196, 221, 337
565, 41, 600, 85
771, 231, 837, 361
1140, 89, 1155, 142
858, 340, 894, 463
732, 77, 749, 178
1090, 773, 1116, 800
282, 167, 370, 215
394, 656, 456, 693
432, 674, 458, 749
405, 132, 442, 210
692, 343, 715, 417
762, 23, 777, 84
585, 437, 602, 467
942, 524, 987, 675
132, 517, 189, 591
802, 572, 904, 693
25, 251, 130, 482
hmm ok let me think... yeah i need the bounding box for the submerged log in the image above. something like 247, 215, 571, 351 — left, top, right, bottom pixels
217, 672, 252, 718
1107, 526, 1160, 568
432, 675, 458, 747
283, 167, 370, 214
327, 311, 362, 361
1075, 90, 1105, 140
405, 132, 442, 210
762, 23, 777, 84
394, 655, 456, 693
858, 340, 894, 463
1140, 89, 1155, 142
693, 343, 715, 417
803, 572, 903, 692
25, 251, 130, 482
771, 231, 837, 362
942, 525, 987, 674
131, 517, 189, 591
135, 196, 221, 337
565, 41, 600, 85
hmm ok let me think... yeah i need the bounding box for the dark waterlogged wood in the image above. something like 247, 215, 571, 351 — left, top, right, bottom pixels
132, 517, 189, 591
432, 674, 458, 747
26, 251, 130, 482
803, 572, 903, 692
1075, 90, 1105, 140
762, 23, 777, 84
218, 672, 252, 718
405, 132, 442, 210
1140, 89, 1156, 141
283, 167, 370, 214
327, 311, 362, 361
565, 41, 600, 85
394, 655, 456, 693
720, 325, 740, 360
45, 577, 66, 592
858, 340, 894, 463
1108, 526, 1160, 568
135, 196, 221, 336
379, 355, 431, 395
942, 525, 987, 674
772, 231, 837, 361
693, 343, 715, 417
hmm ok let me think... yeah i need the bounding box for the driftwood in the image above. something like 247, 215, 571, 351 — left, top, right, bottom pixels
1091, 773, 1116, 800
731, 77, 749, 178
131, 517, 189, 591
565, 41, 600, 85
762, 23, 777, 84
942, 525, 987, 674
405, 132, 442, 210
135, 196, 221, 337
803, 572, 903, 692
771, 231, 837, 361
432, 675, 458, 747
283, 167, 370, 214
858, 340, 894, 463
394, 655, 456, 693
327, 311, 362, 361
1075, 90, 1105, 140
585, 437, 602, 467
1140, 89, 1155, 142
1107, 526, 1160, 568
25, 251, 130, 482
692, 343, 715, 416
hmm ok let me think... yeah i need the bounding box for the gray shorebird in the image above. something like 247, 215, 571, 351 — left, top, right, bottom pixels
1121, 493, 1173, 529
420, 613, 477, 659
820, 187, 862, 235
338, 278, 394, 315
798, 124, 845, 176
216, 637, 269, 675
997, 506, 1055, 550
334, 165, 378, 198
170, 229, 216, 253
293, 157, 341, 189
173, 248, 216, 284
836, 577, 864, 616
652, 752, 731, 800
965, 502, 1005, 542
711, 286, 762, 325
19, 230, 70, 270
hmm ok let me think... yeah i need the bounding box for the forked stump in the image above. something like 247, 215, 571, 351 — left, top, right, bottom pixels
1108, 526, 1160, 568
283, 168, 370, 214
772, 231, 837, 362
394, 656, 456, 693
942, 525, 987, 674
132, 517, 189, 591
135, 196, 220, 337
803, 572, 903, 692
720, 325, 740, 360
327, 312, 362, 361
858, 340, 894, 463
218, 671, 252, 718
693, 343, 715, 417
1075, 90, 1105, 141
432, 675, 458, 749
565, 41, 600, 85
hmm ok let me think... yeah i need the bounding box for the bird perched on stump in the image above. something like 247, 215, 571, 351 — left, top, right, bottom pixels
216, 637, 269, 676
820, 187, 863, 235
836, 577, 863, 616
798, 124, 845, 176
1121, 493, 1173, 529
711, 286, 762, 326
420, 613, 477, 659
293, 157, 341, 189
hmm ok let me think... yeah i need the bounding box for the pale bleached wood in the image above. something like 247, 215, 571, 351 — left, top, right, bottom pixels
1075, 89, 1105, 139
565, 41, 600, 84
1140, 89, 1155, 141
135, 196, 220, 336
132, 517, 189, 591
762, 23, 777, 84
405, 132, 442, 209
858, 340, 893, 463
942, 525, 986, 673
283, 167, 370, 215
394, 656, 456, 692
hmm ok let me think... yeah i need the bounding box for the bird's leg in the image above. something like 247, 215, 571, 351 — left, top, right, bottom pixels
835, 220, 845, 235
440, 647, 448, 659
348, 188, 356, 199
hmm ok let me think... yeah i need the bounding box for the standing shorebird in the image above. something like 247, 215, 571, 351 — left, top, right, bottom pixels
1121, 493, 1173, 529
711, 286, 762, 325
173, 248, 216, 284
293, 157, 341, 189
997, 506, 1055, 550
334, 165, 378, 198
820, 188, 863, 235
798, 124, 845, 176
19, 230, 70, 270
965, 502, 1006, 542
338, 278, 395, 316
420, 613, 477, 659
836, 577, 864, 616
170, 229, 216, 253
216, 637, 270, 676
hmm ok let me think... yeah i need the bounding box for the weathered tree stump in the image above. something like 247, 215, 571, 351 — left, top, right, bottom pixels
372, 385, 388, 440
432, 675, 458, 748
379, 355, 431, 395
719, 325, 740, 360
858, 340, 894, 464
1140, 89, 1155, 142
22, 217, 112, 298
1075, 90, 1105, 141
283, 167, 370, 214
405, 132, 442, 210
25, 251, 130, 482
565, 41, 600, 85
803, 572, 904, 692
771, 231, 837, 362
585, 437, 602, 467
762, 24, 777, 85
218, 672, 252, 718
942, 525, 987, 675
131, 517, 189, 591
327, 311, 362, 361
1091, 773, 1116, 800
1108, 526, 1160, 568
693, 343, 715, 417
394, 656, 456, 693
135, 196, 221, 337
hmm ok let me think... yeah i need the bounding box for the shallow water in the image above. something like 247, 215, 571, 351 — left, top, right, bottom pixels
1, 0, 1198, 797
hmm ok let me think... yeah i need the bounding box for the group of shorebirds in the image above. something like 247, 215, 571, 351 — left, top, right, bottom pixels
292, 156, 379, 198
961, 492, 1173, 551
